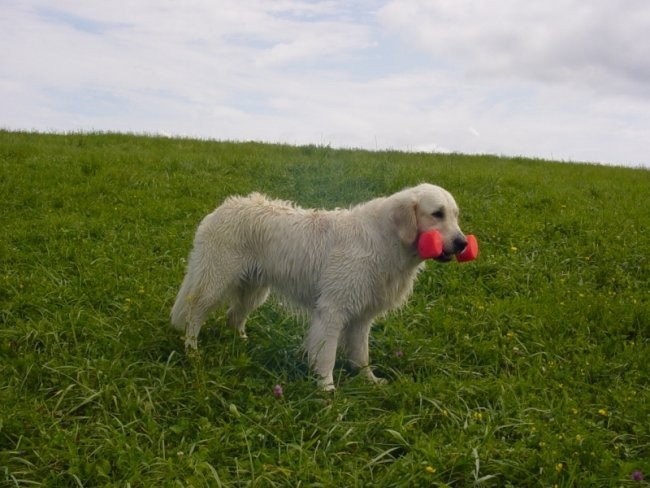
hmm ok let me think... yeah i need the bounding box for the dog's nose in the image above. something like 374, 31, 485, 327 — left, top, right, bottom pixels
453, 235, 468, 253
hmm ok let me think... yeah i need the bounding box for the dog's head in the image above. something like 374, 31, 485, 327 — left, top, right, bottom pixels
391, 183, 467, 262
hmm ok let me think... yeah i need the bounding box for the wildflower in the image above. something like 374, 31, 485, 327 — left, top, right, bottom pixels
273, 384, 283, 398
510, 246, 518, 252
555, 463, 564, 472
598, 408, 608, 417
425, 466, 436, 474
395, 350, 404, 358
631, 470, 644, 481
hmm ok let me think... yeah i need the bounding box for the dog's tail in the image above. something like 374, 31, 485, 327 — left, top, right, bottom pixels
170, 272, 194, 332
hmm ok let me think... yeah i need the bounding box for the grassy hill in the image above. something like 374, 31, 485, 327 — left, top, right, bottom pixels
1, 130, 648, 486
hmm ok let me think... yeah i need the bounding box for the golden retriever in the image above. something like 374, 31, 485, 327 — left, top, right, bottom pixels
171, 184, 468, 390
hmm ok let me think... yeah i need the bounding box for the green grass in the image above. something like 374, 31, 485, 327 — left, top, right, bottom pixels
1, 129, 648, 487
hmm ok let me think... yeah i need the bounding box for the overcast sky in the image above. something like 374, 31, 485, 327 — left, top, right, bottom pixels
2, 1, 649, 167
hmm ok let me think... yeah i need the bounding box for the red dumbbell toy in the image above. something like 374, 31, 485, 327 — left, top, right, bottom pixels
417, 230, 479, 262
456, 234, 479, 262
417, 230, 443, 259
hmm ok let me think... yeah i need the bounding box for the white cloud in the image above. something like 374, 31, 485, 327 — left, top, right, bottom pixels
1, 0, 649, 166
377, 0, 650, 99
254, 24, 373, 67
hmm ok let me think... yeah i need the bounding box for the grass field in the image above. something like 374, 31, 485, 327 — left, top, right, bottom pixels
1, 130, 648, 487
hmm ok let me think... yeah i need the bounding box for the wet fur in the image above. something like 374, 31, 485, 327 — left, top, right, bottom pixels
171, 183, 466, 390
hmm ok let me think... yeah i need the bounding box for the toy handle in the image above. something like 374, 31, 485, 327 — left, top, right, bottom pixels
417, 231, 479, 262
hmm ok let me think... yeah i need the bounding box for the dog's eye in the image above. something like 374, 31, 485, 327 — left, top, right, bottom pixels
432, 210, 445, 219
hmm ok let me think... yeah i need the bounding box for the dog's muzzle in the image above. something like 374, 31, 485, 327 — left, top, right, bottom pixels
434, 235, 468, 263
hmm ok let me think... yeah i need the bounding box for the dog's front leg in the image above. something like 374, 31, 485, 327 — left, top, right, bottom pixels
305, 309, 346, 391
343, 320, 387, 385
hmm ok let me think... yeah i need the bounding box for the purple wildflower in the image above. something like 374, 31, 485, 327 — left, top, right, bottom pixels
273, 384, 283, 398
631, 470, 644, 482
395, 350, 404, 358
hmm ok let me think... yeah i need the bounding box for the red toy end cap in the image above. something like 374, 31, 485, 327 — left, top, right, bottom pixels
456, 234, 478, 262
418, 230, 443, 259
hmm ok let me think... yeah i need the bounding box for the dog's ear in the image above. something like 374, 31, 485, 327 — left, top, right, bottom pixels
392, 198, 419, 245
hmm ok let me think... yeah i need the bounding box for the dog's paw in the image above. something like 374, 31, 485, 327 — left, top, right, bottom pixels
317, 377, 336, 392
362, 368, 388, 385
184, 335, 198, 350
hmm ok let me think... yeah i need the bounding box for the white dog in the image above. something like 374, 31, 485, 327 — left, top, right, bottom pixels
171, 183, 468, 390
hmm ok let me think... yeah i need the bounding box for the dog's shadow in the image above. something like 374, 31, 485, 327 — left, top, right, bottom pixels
159, 305, 308, 380
156, 303, 405, 392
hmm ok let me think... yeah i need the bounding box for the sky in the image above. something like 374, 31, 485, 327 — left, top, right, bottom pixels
2, 0, 649, 167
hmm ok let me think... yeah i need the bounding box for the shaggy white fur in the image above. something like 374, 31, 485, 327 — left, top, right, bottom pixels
171, 183, 467, 390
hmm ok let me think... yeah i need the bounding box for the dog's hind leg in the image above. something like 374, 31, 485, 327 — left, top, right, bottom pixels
183, 299, 214, 349
227, 283, 270, 339
171, 254, 239, 349
305, 307, 347, 391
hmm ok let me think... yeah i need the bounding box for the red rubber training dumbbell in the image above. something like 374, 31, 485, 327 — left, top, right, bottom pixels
417, 230, 444, 259
456, 234, 478, 262
417, 230, 479, 262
